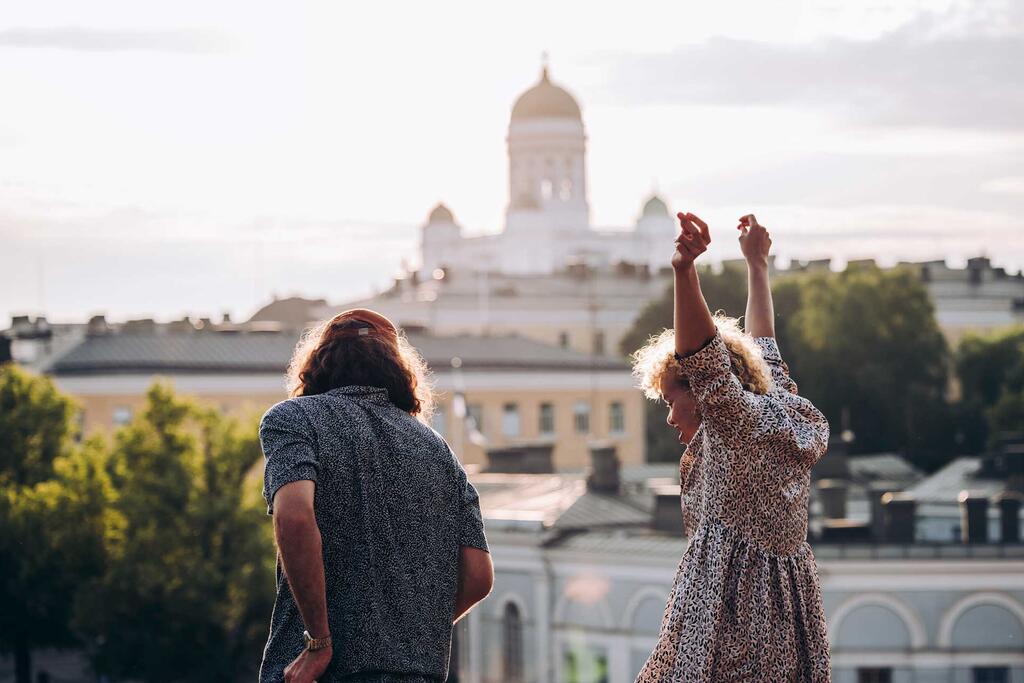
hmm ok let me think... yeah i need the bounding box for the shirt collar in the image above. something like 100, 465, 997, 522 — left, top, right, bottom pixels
325, 385, 391, 404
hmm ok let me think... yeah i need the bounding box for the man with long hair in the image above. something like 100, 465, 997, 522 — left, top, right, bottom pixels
259, 308, 492, 683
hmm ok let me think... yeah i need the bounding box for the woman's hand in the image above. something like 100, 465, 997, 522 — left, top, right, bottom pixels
672, 212, 711, 271
737, 214, 771, 268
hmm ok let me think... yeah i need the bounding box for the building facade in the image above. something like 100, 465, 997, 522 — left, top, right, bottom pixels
29, 320, 645, 471
459, 446, 1024, 683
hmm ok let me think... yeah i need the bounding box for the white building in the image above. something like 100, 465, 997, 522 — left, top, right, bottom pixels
456, 448, 1024, 683
419, 66, 677, 279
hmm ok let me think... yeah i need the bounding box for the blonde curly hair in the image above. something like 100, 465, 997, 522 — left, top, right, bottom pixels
631, 314, 772, 400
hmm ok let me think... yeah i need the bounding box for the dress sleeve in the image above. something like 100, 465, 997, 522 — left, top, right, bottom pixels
679, 333, 830, 468
260, 401, 319, 515
754, 336, 798, 395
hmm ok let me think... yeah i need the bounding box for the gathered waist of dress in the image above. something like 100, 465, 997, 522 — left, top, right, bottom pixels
688, 513, 813, 561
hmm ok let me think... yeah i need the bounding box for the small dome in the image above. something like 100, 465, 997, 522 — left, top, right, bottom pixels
642, 194, 669, 217
511, 67, 582, 121
428, 203, 455, 224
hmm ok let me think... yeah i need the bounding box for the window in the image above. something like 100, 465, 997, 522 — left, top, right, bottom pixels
467, 403, 484, 435
973, 668, 1009, 683
609, 401, 625, 434
74, 409, 85, 442
857, 669, 892, 683
431, 405, 447, 436
112, 406, 132, 427
502, 403, 521, 438
558, 331, 570, 348
539, 402, 555, 435
573, 401, 590, 434
593, 331, 605, 355
502, 603, 524, 682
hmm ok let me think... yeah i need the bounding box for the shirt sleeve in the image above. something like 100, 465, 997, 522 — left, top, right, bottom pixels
456, 465, 489, 552
753, 336, 799, 395
260, 400, 319, 515
679, 332, 829, 469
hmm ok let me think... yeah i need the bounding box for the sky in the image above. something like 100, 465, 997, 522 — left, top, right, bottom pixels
1, 0, 1021, 323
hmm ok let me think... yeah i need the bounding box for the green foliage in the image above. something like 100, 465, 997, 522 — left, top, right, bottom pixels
73, 383, 274, 682
0, 366, 108, 681
956, 326, 1024, 447
621, 266, 957, 469
784, 266, 950, 467
0, 363, 78, 486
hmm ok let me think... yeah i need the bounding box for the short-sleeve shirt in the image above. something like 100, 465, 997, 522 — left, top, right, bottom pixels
258, 385, 488, 683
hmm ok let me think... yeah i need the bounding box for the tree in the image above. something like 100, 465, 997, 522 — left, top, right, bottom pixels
619, 265, 955, 469
73, 383, 275, 682
956, 326, 1024, 448
786, 266, 952, 469
0, 365, 109, 683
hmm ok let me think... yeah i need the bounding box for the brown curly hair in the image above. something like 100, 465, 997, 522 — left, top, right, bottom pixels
286, 308, 434, 418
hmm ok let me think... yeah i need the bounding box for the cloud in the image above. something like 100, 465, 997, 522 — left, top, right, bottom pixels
0, 27, 231, 54
599, 2, 1023, 130
982, 177, 1024, 195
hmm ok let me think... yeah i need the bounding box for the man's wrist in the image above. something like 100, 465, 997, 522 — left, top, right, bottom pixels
303, 629, 332, 652
745, 258, 769, 272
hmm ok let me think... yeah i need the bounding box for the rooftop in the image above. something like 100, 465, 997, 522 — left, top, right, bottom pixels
40, 328, 629, 376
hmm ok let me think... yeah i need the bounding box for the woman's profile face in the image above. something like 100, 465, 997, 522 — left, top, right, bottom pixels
660, 374, 701, 445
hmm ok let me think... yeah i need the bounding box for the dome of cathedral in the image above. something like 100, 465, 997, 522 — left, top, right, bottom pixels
511, 67, 582, 121
428, 203, 455, 224
642, 194, 669, 217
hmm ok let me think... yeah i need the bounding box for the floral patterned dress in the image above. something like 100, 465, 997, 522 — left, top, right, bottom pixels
636, 334, 832, 682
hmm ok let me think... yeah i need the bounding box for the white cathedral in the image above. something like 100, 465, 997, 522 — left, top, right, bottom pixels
419, 65, 677, 277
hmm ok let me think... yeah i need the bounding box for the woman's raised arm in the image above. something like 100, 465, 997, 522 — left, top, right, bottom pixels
673, 212, 717, 357
739, 214, 776, 339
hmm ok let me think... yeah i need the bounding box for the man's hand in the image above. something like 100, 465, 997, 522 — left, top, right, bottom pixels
284, 646, 333, 683
737, 214, 771, 268
672, 212, 711, 271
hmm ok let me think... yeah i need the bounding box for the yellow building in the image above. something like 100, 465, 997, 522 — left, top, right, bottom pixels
42, 326, 645, 470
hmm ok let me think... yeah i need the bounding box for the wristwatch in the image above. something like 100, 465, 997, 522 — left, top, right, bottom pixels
303, 630, 332, 652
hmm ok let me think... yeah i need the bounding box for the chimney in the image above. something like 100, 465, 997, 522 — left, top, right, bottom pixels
958, 491, 990, 544
587, 443, 620, 494
868, 481, 901, 541
881, 492, 917, 543
651, 484, 683, 535
484, 442, 554, 474
993, 491, 1022, 543
87, 314, 109, 336
816, 479, 848, 519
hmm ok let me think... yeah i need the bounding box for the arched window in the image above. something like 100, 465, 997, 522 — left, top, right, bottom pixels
502, 602, 524, 682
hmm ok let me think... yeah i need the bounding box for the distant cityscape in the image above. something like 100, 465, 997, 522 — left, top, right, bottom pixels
3, 65, 1023, 683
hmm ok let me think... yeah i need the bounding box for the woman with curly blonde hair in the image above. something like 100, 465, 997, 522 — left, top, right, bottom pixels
259, 308, 492, 683
633, 214, 831, 682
